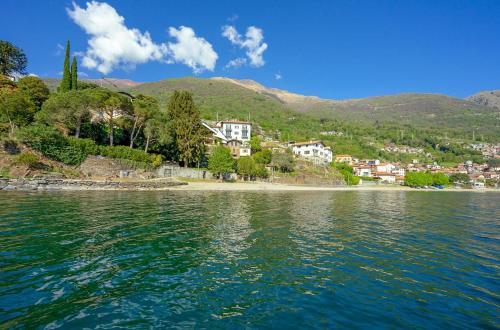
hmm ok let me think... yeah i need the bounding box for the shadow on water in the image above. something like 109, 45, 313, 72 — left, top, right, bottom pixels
0, 191, 498, 328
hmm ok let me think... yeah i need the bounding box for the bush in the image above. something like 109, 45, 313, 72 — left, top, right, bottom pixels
432, 173, 449, 186
208, 146, 235, 179
16, 151, 38, 168
404, 172, 434, 187
98, 145, 162, 166
67, 137, 100, 155
17, 125, 164, 167
449, 173, 470, 183
253, 149, 272, 165
17, 125, 87, 165
254, 164, 269, 179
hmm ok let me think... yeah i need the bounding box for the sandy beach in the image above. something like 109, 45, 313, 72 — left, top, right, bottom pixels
169, 180, 499, 192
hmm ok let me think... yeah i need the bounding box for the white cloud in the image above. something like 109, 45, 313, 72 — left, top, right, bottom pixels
225, 57, 247, 69
274, 73, 282, 80
166, 26, 218, 73
227, 14, 239, 22
222, 25, 268, 68
67, 1, 217, 74
78, 71, 89, 77
55, 43, 64, 56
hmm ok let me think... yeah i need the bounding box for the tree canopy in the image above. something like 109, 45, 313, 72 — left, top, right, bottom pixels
167, 90, 208, 167
0, 41, 27, 77
208, 145, 235, 179
17, 76, 50, 109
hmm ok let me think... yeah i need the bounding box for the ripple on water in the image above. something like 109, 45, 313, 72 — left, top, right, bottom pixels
0, 190, 499, 329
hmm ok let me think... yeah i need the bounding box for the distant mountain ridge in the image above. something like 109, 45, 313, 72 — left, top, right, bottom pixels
466, 90, 500, 109
42, 76, 499, 138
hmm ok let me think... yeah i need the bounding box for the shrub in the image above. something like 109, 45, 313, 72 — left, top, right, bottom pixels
432, 173, 449, 186
208, 146, 235, 179
404, 172, 434, 187
449, 173, 470, 183
17, 125, 164, 167
17, 125, 87, 165
67, 137, 100, 155
16, 151, 38, 167
271, 152, 295, 173
237, 156, 256, 180
253, 149, 272, 165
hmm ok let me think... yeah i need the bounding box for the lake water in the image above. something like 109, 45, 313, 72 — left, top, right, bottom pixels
0, 191, 499, 329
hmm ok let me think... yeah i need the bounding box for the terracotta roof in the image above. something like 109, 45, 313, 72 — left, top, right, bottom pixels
293, 140, 323, 146
220, 120, 251, 124
373, 172, 396, 176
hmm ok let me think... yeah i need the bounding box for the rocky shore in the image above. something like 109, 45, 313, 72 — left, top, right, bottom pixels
0, 178, 187, 191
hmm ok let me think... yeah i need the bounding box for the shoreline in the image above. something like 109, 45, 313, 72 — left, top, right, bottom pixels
0, 178, 498, 192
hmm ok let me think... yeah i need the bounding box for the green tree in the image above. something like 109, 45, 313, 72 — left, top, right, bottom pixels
0, 89, 36, 135
271, 152, 295, 173
129, 94, 158, 148
0, 41, 27, 77
208, 145, 235, 180
101, 92, 132, 146
167, 90, 208, 167
143, 112, 171, 153
449, 173, 470, 184
60, 41, 71, 92
17, 76, 50, 109
37, 89, 98, 137
237, 156, 256, 180
71, 56, 78, 91
253, 149, 272, 165
250, 136, 262, 153
432, 173, 449, 186
404, 172, 433, 187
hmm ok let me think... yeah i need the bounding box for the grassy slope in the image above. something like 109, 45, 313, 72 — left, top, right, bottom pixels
131, 77, 328, 141
296, 93, 499, 135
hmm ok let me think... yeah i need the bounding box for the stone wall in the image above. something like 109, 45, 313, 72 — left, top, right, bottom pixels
79, 156, 156, 179
157, 165, 211, 179
0, 178, 186, 191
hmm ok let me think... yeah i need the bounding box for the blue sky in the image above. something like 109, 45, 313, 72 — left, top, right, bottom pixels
1, 0, 499, 99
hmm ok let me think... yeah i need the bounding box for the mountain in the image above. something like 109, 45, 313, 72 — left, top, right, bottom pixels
466, 90, 500, 109
43, 76, 499, 139
43, 77, 142, 92
132, 77, 498, 137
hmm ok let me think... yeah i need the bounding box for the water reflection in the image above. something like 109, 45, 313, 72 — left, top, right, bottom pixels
0, 191, 498, 329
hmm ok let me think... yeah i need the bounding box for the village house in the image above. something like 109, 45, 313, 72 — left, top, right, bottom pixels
354, 166, 372, 177
202, 120, 253, 158
373, 172, 397, 184
226, 140, 251, 158
376, 163, 396, 173
292, 140, 333, 165
334, 154, 353, 164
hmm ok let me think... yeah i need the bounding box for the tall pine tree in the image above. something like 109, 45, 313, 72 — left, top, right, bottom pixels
167, 91, 208, 167
71, 56, 77, 90
60, 41, 71, 92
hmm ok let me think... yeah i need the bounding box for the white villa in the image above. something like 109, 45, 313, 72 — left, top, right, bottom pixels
202, 120, 252, 158
292, 140, 333, 165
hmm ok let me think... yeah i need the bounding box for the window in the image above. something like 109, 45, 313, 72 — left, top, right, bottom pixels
242, 125, 248, 139
304, 151, 310, 155
225, 128, 232, 138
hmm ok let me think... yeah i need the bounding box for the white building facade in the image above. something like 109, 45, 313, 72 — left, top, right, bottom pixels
218, 121, 251, 143
292, 141, 333, 165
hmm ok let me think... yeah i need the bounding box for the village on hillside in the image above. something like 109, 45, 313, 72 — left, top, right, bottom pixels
193, 118, 500, 189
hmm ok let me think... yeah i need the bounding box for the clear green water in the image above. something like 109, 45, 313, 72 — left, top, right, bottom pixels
0, 191, 499, 329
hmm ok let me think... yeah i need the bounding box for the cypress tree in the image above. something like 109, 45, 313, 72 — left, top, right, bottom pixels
167, 91, 208, 167
71, 56, 77, 90
60, 41, 71, 92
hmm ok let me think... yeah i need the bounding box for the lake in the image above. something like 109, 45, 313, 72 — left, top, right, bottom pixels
0, 191, 498, 329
